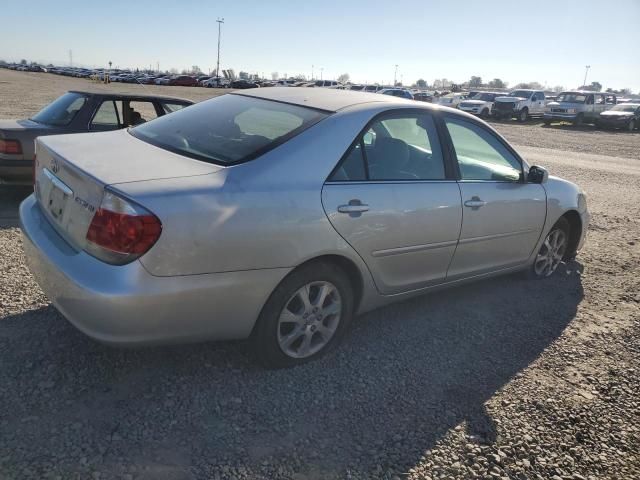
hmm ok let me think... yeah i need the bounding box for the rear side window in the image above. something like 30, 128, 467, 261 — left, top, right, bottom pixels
329, 112, 446, 182
130, 94, 328, 165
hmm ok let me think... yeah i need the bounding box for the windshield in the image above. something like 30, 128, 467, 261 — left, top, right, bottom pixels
30, 92, 88, 126
130, 94, 329, 165
507, 90, 532, 99
472, 93, 497, 101
610, 104, 638, 112
556, 93, 587, 103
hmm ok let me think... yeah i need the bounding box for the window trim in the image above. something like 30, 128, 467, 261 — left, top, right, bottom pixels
326, 108, 455, 183
439, 113, 527, 183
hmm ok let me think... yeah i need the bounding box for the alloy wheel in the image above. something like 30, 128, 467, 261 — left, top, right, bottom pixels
277, 281, 342, 359
534, 228, 567, 277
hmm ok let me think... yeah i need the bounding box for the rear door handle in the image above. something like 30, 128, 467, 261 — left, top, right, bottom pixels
338, 204, 369, 213
464, 197, 487, 208
338, 199, 369, 215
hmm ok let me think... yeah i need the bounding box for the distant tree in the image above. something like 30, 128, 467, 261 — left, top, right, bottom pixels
46, 63, 54, 68
20, 59, 27, 65
620, 88, 631, 95
514, 81, 544, 90
416, 78, 427, 88
293, 74, 307, 81
169, 68, 178, 74
579, 81, 602, 92
433, 78, 451, 89
191, 65, 202, 74
469, 76, 483, 87
271, 71, 279, 80
337, 73, 350, 84
487, 78, 507, 89
552, 85, 564, 92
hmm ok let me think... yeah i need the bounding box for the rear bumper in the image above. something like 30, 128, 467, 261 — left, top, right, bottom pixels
19, 194, 289, 346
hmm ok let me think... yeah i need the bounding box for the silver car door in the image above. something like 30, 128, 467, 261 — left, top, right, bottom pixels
322, 111, 462, 295
442, 116, 546, 279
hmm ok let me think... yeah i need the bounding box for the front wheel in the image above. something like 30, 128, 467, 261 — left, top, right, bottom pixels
518, 108, 529, 122
251, 263, 354, 368
481, 108, 490, 118
573, 113, 584, 126
529, 218, 570, 279
628, 119, 636, 132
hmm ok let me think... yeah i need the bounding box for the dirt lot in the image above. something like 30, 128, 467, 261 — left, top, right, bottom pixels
0, 70, 639, 480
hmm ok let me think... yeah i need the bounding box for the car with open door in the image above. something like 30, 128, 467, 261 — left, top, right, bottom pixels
20, 88, 588, 367
0, 91, 192, 184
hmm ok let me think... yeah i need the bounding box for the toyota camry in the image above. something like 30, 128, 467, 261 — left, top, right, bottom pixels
20, 88, 589, 367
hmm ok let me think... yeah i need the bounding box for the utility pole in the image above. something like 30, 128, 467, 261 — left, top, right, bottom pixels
311, 65, 314, 81
394, 64, 398, 86
216, 18, 224, 77
69, 50, 73, 67
583, 65, 590, 88
320, 67, 323, 81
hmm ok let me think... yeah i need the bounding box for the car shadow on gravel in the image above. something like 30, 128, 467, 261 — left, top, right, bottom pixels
0, 262, 584, 479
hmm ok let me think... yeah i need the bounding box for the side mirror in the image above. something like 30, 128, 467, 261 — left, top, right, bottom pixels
528, 165, 549, 184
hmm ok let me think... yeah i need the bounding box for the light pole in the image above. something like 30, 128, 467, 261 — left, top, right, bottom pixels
583, 65, 590, 87
311, 64, 314, 81
216, 18, 224, 78
394, 64, 398, 86
320, 67, 323, 81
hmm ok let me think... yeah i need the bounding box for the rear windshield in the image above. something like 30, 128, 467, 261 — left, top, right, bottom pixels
30, 92, 88, 126
130, 94, 329, 165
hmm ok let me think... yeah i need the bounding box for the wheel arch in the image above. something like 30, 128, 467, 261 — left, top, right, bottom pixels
291, 254, 365, 312
560, 209, 582, 259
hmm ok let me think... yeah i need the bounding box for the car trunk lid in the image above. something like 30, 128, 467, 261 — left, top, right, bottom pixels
34, 129, 222, 252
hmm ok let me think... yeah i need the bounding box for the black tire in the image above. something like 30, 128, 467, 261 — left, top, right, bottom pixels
544, 118, 552, 126
481, 108, 490, 118
518, 108, 529, 122
251, 262, 354, 368
573, 113, 584, 126
627, 119, 635, 132
526, 217, 570, 280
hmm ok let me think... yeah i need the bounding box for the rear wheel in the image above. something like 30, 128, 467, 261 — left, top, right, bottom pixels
544, 118, 552, 126
518, 108, 529, 122
529, 218, 570, 279
481, 108, 490, 118
251, 262, 354, 368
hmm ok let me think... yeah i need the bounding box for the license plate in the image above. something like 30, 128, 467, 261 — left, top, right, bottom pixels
43, 169, 73, 220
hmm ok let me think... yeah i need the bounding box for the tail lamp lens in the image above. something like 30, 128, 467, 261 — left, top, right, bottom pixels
85, 190, 162, 265
0, 139, 23, 154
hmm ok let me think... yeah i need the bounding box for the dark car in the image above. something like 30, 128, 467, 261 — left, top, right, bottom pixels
596, 103, 640, 131
168, 75, 199, 87
0, 91, 193, 184
230, 80, 260, 89
413, 92, 434, 103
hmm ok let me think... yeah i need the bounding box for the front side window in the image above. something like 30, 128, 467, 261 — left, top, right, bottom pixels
161, 102, 188, 114
595, 95, 604, 105
445, 117, 522, 182
130, 94, 328, 165
329, 112, 446, 182
30, 92, 88, 126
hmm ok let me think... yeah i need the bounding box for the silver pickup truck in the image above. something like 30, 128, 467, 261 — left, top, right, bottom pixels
544, 91, 617, 126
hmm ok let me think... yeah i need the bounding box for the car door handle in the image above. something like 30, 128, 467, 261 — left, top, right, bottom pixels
464, 198, 487, 208
338, 203, 370, 213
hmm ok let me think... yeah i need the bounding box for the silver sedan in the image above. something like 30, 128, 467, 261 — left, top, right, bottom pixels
20, 88, 589, 367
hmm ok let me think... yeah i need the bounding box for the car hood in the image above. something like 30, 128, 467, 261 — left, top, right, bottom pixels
600, 111, 633, 117
495, 96, 526, 102
38, 129, 222, 185
461, 100, 488, 105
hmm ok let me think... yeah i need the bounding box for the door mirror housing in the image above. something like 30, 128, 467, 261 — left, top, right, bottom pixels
528, 165, 548, 184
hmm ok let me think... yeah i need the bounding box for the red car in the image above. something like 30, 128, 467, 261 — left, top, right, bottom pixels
168, 75, 198, 87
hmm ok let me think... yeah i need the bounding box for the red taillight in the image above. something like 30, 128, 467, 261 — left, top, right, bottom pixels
0, 139, 23, 154
85, 190, 162, 265
87, 210, 161, 254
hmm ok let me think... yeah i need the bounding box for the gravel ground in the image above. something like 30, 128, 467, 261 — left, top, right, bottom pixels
1, 71, 639, 480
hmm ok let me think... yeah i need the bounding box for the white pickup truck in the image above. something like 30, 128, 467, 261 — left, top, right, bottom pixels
492, 89, 546, 121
